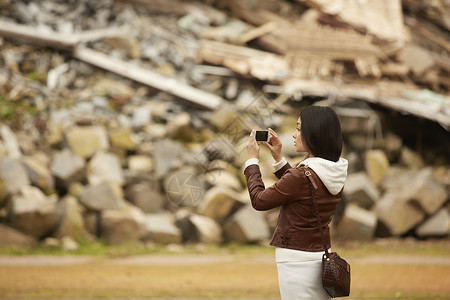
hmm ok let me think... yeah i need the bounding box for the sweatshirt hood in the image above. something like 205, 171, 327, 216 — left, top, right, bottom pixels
299, 157, 348, 195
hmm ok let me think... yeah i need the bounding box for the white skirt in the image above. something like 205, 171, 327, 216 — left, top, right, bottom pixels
276, 259, 332, 300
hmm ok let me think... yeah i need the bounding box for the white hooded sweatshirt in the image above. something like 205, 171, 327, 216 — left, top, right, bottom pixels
298, 157, 348, 195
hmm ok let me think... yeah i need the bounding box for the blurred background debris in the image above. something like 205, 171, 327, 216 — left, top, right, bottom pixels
0, 0, 449, 250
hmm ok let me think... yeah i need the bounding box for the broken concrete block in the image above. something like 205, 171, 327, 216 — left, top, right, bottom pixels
65, 125, 110, 158
55, 195, 87, 242
374, 192, 425, 236
416, 208, 450, 238
400, 147, 425, 169
125, 181, 165, 213
50, 149, 86, 190
365, 149, 390, 185
128, 155, 153, 173
177, 212, 223, 244
343, 172, 380, 209
224, 204, 270, 243
10, 186, 59, 239
23, 155, 54, 191
0, 223, 36, 247
197, 186, 245, 222
142, 213, 181, 244
79, 181, 125, 211
167, 112, 194, 141
0, 125, 21, 158
0, 157, 30, 195
87, 151, 124, 186
333, 204, 377, 241
109, 127, 138, 151
407, 168, 448, 215
101, 205, 145, 245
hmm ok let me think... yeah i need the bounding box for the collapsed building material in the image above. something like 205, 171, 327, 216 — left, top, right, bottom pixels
197, 40, 290, 82
74, 47, 223, 110
297, 0, 406, 46
0, 20, 223, 111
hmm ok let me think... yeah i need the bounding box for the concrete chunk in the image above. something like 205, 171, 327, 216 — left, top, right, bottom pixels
65, 125, 109, 158
343, 172, 379, 209
416, 209, 450, 237
374, 192, 425, 236
224, 204, 270, 243
79, 182, 125, 211
333, 204, 377, 241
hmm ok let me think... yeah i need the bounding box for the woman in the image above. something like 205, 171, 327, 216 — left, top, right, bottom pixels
244, 106, 348, 299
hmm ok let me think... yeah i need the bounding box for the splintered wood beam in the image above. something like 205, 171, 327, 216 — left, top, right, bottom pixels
0, 20, 78, 50
74, 47, 223, 110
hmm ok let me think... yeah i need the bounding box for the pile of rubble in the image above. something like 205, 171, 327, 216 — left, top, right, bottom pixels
0, 0, 449, 250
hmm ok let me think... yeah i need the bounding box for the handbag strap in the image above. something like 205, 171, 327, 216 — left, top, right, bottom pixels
304, 167, 330, 258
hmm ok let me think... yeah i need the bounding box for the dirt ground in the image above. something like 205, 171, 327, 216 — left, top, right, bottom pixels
1, 241, 450, 300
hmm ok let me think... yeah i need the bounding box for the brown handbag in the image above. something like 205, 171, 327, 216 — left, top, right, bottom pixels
305, 168, 351, 298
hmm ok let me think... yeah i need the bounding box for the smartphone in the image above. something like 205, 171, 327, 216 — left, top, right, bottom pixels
253, 130, 270, 142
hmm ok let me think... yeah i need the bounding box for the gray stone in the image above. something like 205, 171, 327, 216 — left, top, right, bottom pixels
144, 123, 167, 140
197, 186, 245, 222
101, 205, 146, 245
125, 181, 165, 213
0, 157, 30, 195
416, 209, 450, 237
164, 168, 205, 208
374, 192, 425, 236
365, 149, 390, 186
333, 204, 377, 241
55, 195, 87, 242
189, 214, 223, 244
208, 104, 238, 132
10, 186, 59, 239
65, 125, 110, 158
153, 139, 185, 178
400, 147, 425, 169
0, 223, 36, 247
109, 127, 138, 151
0, 125, 21, 158
79, 182, 126, 211
128, 155, 153, 173
61, 236, 79, 251
167, 112, 194, 141
176, 212, 223, 244
404, 168, 448, 215
131, 106, 151, 128
343, 172, 380, 209
22, 155, 54, 191
224, 204, 270, 243
142, 213, 181, 244
51, 149, 86, 189
87, 151, 124, 186
83, 211, 100, 238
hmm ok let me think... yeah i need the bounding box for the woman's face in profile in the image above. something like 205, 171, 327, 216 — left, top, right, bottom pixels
292, 117, 306, 153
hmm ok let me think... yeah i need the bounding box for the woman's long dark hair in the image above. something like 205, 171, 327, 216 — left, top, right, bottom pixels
300, 106, 343, 162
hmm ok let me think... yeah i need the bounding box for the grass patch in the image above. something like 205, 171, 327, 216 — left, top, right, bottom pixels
0, 241, 275, 258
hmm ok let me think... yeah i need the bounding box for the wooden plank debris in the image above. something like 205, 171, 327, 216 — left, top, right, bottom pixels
0, 20, 78, 51
74, 47, 223, 110
198, 40, 290, 82
237, 21, 278, 44
279, 79, 450, 129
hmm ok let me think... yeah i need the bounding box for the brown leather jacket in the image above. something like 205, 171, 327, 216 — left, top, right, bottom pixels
244, 162, 342, 252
